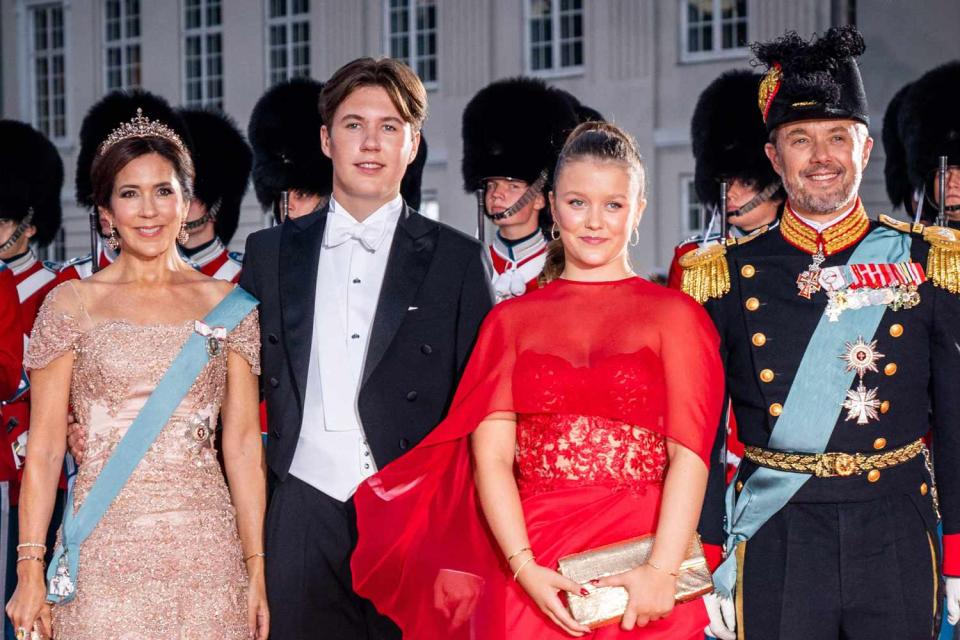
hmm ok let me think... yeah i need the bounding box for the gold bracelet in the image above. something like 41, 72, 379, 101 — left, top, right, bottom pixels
506, 546, 532, 563
16, 543, 46, 552
512, 555, 536, 581
16, 555, 44, 566
646, 559, 679, 578
244, 552, 266, 562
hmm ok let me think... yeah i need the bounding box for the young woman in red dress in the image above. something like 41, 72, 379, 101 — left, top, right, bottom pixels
351, 122, 724, 639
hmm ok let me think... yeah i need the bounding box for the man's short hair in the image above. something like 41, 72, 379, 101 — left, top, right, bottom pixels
319, 57, 427, 131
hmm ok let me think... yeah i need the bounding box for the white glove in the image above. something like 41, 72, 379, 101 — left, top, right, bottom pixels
946, 576, 960, 625
703, 591, 736, 640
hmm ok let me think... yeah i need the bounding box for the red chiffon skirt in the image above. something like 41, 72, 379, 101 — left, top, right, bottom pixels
507, 483, 708, 639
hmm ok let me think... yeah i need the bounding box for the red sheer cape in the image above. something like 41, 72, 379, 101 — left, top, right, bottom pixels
352, 278, 723, 638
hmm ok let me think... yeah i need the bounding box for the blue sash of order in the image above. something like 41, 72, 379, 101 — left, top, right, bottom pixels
45, 287, 258, 604
712, 227, 912, 598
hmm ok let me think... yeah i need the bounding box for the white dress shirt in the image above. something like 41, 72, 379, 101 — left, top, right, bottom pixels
288, 195, 403, 501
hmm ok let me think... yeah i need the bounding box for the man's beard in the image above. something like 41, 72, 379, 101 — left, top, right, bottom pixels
784, 163, 861, 215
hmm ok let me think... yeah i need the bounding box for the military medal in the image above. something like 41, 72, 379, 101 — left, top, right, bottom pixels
797, 247, 826, 299
838, 337, 884, 425
49, 552, 75, 598
820, 262, 925, 321
194, 320, 227, 356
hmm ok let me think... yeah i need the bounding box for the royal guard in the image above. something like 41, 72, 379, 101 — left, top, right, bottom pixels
249, 78, 334, 223
0, 119, 63, 615
178, 107, 252, 282
55, 215, 117, 281
0, 264, 23, 405
882, 82, 916, 220
667, 70, 785, 290
685, 27, 960, 639
895, 62, 960, 227
461, 78, 582, 302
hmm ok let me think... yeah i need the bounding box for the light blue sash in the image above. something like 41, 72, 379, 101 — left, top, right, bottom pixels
713, 227, 911, 597
46, 287, 258, 604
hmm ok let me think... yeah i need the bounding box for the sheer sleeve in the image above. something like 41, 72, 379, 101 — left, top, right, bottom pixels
659, 292, 725, 466
226, 309, 261, 375
352, 302, 517, 639
23, 282, 85, 371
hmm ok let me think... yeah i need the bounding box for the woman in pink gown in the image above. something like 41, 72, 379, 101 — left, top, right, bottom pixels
352, 122, 723, 638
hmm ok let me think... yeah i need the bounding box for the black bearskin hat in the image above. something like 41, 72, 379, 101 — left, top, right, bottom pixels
461, 77, 580, 192
76, 89, 193, 211
179, 107, 252, 245
248, 78, 333, 216
0, 120, 64, 246
752, 25, 869, 132
556, 88, 605, 126
691, 70, 781, 208
900, 61, 960, 201
400, 135, 428, 211
882, 82, 914, 214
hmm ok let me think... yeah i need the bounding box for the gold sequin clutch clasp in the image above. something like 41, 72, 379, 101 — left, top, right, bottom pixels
557, 534, 713, 629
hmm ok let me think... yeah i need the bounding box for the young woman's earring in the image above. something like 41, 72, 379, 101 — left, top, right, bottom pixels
106, 222, 121, 251
550, 222, 560, 241
630, 226, 640, 247
177, 220, 190, 245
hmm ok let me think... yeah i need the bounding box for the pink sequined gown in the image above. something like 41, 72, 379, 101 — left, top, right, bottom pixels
24, 282, 260, 640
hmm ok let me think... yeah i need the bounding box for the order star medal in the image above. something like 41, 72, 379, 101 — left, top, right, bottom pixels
838, 337, 884, 425
797, 248, 826, 299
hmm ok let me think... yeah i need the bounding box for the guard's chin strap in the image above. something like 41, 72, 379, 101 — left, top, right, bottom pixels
0, 209, 34, 254
727, 181, 782, 217
183, 198, 221, 232
481, 170, 548, 221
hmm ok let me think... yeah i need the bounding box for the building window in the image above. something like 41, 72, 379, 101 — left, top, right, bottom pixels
39, 228, 66, 263
681, 176, 707, 237
28, 3, 68, 140
527, 0, 583, 75
104, 0, 141, 91
419, 189, 439, 221
682, 0, 748, 61
385, 0, 437, 87
267, 0, 310, 86
183, 0, 223, 108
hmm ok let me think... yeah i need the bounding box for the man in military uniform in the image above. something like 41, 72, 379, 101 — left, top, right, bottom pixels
461, 77, 582, 302
687, 27, 960, 639
177, 107, 252, 283
889, 62, 960, 227
0, 119, 63, 636
667, 70, 785, 290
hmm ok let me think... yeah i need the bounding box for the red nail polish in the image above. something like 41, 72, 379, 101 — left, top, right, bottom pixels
589, 579, 600, 585
580, 588, 589, 596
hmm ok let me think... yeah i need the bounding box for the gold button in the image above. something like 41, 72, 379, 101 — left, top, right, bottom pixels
741, 264, 756, 278
745, 297, 760, 311
921, 482, 929, 496
873, 438, 887, 450
759, 369, 775, 383
769, 403, 783, 417
880, 400, 891, 414
735, 481, 744, 492
884, 363, 898, 376
867, 469, 881, 483
889, 324, 904, 338
752, 332, 767, 347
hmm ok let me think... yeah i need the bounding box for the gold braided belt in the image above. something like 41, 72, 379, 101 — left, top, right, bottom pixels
743, 439, 924, 478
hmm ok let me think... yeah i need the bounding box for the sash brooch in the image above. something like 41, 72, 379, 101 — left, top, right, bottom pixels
194, 320, 227, 356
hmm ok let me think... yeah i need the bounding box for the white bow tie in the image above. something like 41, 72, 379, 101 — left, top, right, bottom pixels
325, 219, 383, 251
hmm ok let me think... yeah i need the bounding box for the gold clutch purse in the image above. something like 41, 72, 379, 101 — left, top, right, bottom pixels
557, 534, 713, 629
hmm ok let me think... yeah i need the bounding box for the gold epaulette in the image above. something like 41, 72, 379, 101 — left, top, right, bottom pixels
679, 242, 730, 304
878, 214, 924, 236
923, 225, 960, 294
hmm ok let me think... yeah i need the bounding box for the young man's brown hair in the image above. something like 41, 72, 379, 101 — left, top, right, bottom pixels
319, 57, 427, 131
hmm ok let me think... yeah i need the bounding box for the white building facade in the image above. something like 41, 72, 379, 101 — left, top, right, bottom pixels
3, 0, 959, 274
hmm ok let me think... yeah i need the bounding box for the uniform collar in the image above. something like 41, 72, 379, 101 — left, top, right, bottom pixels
492, 230, 547, 263
4, 249, 37, 275
185, 237, 226, 267
780, 198, 869, 255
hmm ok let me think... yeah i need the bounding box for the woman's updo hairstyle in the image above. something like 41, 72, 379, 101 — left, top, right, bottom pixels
541, 121, 646, 283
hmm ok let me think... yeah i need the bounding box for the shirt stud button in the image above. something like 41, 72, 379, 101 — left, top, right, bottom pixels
353, 278, 361, 284
351, 333, 360, 340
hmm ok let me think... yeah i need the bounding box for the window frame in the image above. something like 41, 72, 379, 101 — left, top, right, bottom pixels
102, 0, 142, 92
25, 1, 71, 145
680, 175, 708, 239
679, 0, 749, 64
382, 0, 439, 90
523, 0, 585, 79
264, 0, 311, 87
182, 0, 224, 109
